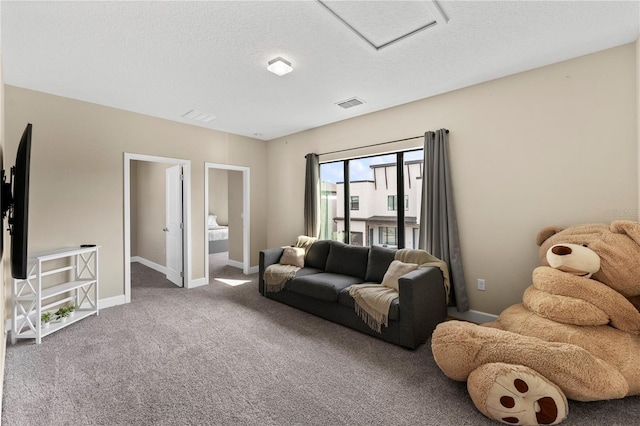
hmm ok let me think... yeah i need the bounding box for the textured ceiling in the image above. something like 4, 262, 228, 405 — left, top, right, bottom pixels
1, 1, 639, 141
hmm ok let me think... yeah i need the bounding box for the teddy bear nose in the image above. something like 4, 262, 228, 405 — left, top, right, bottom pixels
551, 245, 572, 256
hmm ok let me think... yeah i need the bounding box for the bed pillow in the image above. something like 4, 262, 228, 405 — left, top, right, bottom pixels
279, 247, 305, 268
208, 215, 219, 229
381, 260, 418, 291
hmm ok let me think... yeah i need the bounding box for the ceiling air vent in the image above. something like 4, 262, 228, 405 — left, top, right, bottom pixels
336, 97, 365, 109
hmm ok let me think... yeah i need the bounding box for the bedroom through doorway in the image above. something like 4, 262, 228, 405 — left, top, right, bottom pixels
124, 153, 192, 303
204, 163, 250, 283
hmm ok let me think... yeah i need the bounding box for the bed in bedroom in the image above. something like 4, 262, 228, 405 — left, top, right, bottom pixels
208, 215, 229, 253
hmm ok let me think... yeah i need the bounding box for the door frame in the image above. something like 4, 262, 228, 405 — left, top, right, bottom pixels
204, 162, 250, 276
124, 153, 192, 304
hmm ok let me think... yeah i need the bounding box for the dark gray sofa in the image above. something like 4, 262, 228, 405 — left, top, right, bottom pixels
259, 240, 447, 349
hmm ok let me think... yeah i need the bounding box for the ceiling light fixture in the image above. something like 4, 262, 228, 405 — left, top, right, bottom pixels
267, 57, 293, 76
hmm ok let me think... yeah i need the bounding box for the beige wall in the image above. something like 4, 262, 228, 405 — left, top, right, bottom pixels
208, 168, 228, 226
131, 160, 172, 267
266, 44, 638, 316
2, 43, 637, 315
228, 170, 243, 262
4, 87, 268, 300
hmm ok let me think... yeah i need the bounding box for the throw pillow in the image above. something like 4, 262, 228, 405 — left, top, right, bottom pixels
207, 214, 219, 229
279, 247, 305, 268
381, 260, 418, 291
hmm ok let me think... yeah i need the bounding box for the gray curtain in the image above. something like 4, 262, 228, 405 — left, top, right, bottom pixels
419, 130, 469, 312
304, 153, 320, 238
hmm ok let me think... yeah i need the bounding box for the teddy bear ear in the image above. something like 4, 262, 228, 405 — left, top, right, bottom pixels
536, 225, 564, 246
610, 221, 640, 246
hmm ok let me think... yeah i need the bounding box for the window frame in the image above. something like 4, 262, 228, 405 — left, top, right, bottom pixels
379, 226, 397, 245
387, 195, 397, 211
350, 195, 360, 211
320, 147, 422, 248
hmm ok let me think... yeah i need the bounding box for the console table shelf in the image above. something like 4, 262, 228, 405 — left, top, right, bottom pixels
11, 246, 100, 344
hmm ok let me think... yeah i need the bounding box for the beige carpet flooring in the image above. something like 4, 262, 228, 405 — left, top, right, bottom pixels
2, 258, 639, 425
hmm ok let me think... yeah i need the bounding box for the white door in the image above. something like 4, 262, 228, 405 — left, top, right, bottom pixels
165, 165, 183, 287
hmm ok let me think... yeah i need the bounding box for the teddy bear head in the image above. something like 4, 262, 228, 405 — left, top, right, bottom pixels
536, 220, 640, 298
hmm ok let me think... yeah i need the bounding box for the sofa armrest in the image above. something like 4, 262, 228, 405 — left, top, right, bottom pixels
259, 247, 284, 295
397, 266, 447, 348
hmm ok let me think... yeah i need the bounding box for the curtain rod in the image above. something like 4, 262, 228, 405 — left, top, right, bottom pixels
309, 130, 448, 158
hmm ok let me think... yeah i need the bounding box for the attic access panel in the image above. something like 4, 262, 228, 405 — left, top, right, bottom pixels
318, 0, 448, 50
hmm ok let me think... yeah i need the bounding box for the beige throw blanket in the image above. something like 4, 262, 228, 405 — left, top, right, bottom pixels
348, 284, 398, 333
395, 248, 451, 302
263, 236, 317, 293
349, 249, 450, 333
264, 263, 301, 293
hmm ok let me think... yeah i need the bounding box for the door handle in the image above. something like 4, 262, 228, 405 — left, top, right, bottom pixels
163, 228, 169, 232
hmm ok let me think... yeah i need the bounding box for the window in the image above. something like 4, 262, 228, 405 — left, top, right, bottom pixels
350, 196, 359, 210
387, 195, 409, 211
387, 195, 396, 211
320, 173, 338, 240
320, 148, 423, 248
379, 227, 397, 246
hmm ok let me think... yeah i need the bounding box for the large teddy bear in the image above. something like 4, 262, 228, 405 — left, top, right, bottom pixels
431, 220, 640, 425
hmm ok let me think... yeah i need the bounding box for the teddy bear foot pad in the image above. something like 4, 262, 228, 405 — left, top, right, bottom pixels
468, 363, 568, 426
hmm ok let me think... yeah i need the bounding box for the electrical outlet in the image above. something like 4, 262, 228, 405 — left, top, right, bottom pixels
477, 279, 486, 291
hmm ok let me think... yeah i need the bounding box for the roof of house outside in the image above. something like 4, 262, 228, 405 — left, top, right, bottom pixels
334, 215, 418, 224
370, 159, 423, 169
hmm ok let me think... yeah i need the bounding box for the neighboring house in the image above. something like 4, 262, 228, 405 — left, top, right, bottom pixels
323, 160, 423, 249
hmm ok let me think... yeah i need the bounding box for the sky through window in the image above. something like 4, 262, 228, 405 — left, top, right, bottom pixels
321, 150, 423, 183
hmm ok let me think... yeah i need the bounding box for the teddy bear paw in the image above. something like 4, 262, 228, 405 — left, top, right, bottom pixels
468, 363, 568, 425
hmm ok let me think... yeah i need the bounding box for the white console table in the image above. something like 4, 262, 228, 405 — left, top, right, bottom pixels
11, 246, 99, 344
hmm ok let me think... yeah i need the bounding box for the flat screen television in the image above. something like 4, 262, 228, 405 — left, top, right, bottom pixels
1, 123, 32, 279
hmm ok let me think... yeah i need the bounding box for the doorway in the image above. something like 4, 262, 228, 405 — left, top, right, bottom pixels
204, 163, 250, 279
124, 153, 192, 304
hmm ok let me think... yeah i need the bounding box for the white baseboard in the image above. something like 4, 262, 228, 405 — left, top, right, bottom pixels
100, 294, 127, 309
447, 307, 498, 324
131, 256, 166, 274
133, 257, 208, 289
226, 259, 243, 269
226, 260, 258, 275
188, 278, 208, 289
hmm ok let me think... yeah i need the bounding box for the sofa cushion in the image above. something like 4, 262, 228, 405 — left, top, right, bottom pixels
287, 273, 364, 302
364, 245, 396, 282
338, 286, 399, 321
294, 267, 323, 278
305, 240, 331, 270
381, 260, 419, 291
325, 242, 369, 279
